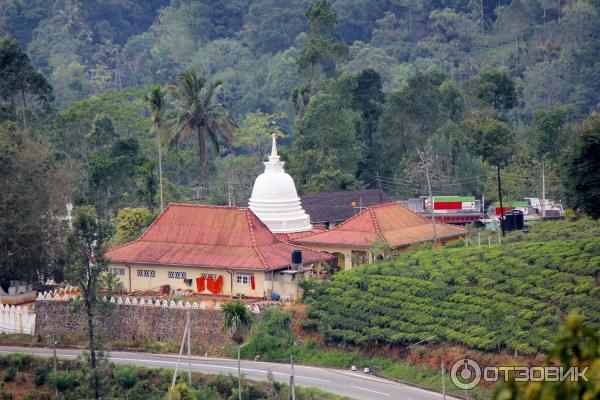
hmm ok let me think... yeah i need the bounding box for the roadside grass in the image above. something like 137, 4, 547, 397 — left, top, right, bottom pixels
0, 352, 349, 400
237, 308, 492, 399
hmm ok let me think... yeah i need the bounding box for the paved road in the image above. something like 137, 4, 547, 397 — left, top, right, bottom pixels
0, 346, 460, 400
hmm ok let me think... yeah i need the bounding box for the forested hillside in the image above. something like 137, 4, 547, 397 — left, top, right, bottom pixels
2, 0, 600, 282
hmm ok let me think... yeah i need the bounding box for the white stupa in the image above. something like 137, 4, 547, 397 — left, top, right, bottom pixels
249, 134, 312, 233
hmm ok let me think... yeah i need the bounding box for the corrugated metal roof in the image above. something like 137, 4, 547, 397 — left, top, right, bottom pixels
300, 189, 392, 224
106, 204, 332, 270
292, 202, 467, 249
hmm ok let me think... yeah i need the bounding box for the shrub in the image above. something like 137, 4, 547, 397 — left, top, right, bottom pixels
2, 367, 15, 382
300, 319, 319, 332
114, 365, 138, 391
49, 371, 78, 392
241, 307, 294, 361
33, 368, 46, 386
8, 353, 31, 370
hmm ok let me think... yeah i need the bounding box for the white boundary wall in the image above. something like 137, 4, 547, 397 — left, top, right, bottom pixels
0, 304, 35, 335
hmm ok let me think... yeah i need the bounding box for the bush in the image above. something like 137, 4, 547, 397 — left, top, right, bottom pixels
300, 319, 319, 332
114, 365, 138, 390
128, 380, 158, 400
2, 367, 15, 382
49, 371, 78, 392
241, 307, 294, 361
33, 368, 46, 386
8, 353, 31, 370
196, 386, 221, 400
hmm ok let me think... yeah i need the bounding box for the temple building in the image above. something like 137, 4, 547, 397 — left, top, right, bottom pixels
248, 135, 312, 233
291, 202, 467, 271
105, 204, 332, 300
106, 134, 466, 300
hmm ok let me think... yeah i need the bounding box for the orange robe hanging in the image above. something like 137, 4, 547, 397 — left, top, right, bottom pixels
196, 277, 205, 292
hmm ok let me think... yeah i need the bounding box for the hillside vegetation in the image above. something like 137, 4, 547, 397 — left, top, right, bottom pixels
3, 0, 600, 283
304, 233, 600, 355
0, 353, 347, 400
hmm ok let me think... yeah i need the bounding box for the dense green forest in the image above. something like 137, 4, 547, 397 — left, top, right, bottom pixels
1, 0, 600, 282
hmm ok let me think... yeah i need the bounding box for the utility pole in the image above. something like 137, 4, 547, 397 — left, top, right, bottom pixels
52, 334, 58, 397
497, 165, 506, 237
541, 158, 546, 219
420, 152, 437, 247
237, 344, 242, 400
171, 314, 190, 390
441, 359, 446, 400
376, 173, 384, 203
289, 354, 296, 400
187, 309, 192, 385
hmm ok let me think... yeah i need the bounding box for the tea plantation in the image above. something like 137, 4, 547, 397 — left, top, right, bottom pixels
304, 237, 600, 355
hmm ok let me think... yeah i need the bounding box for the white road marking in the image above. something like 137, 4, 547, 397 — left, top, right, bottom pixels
110, 356, 331, 383
350, 385, 390, 396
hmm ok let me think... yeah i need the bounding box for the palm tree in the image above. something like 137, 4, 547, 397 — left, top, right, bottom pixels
221, 300, 253, 400
142, 84, 168, 211
169, 69, 235, 199
54, 0, 91, 39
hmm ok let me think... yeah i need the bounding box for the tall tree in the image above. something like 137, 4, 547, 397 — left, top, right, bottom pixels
528, 104, 574, 162
66, 205, 110, 400
0, 36, 53, 132
0, 125, 69, 284
474, 67, 518, 113
296, 0, 348, 91
562, 113, 600, 219
169, 69, 236, 199
466, 111, 517, 235
142, 84, 168, 211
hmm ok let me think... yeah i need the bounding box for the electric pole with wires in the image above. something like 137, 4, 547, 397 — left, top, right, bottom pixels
419, 150, 437, 247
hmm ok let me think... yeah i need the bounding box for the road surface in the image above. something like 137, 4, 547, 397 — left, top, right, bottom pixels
0, 346, 460, 400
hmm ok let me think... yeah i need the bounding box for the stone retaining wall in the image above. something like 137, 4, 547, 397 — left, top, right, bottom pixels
34, 300, 235, 353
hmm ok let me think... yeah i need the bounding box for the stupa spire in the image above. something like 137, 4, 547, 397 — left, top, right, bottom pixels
270, 133, 278, 158
248, 133, 312, 233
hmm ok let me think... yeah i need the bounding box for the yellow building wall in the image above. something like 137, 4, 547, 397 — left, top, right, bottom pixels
108, 264, 267, 298
298, 236, 464, 270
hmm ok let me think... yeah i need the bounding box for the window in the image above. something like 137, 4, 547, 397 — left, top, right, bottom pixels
236, 273, 253, 285
201, 273, 217, 280
109, 268, 125, 276
137, 269, 155, 278
168, 271, 187, 279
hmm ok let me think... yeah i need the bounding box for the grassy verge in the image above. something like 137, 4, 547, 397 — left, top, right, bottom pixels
0, 352, 348, 400
237, 308, 492, 399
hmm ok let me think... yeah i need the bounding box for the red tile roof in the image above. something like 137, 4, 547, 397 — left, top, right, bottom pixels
274, 226, 328, 242
291, 202, 467, 249
106, 204, 332, 270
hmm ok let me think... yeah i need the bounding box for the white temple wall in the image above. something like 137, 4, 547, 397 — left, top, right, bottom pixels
0, 304, 35, 335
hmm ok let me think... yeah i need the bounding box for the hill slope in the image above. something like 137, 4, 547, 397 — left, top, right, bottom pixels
305, 237, 600, 355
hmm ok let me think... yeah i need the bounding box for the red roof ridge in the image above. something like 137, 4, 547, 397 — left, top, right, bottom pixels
244, 208, 269, 269
167, 202, 247, 210
368, 201, 400, 210
368, 207, 381, 233
368, 206, 388, 245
